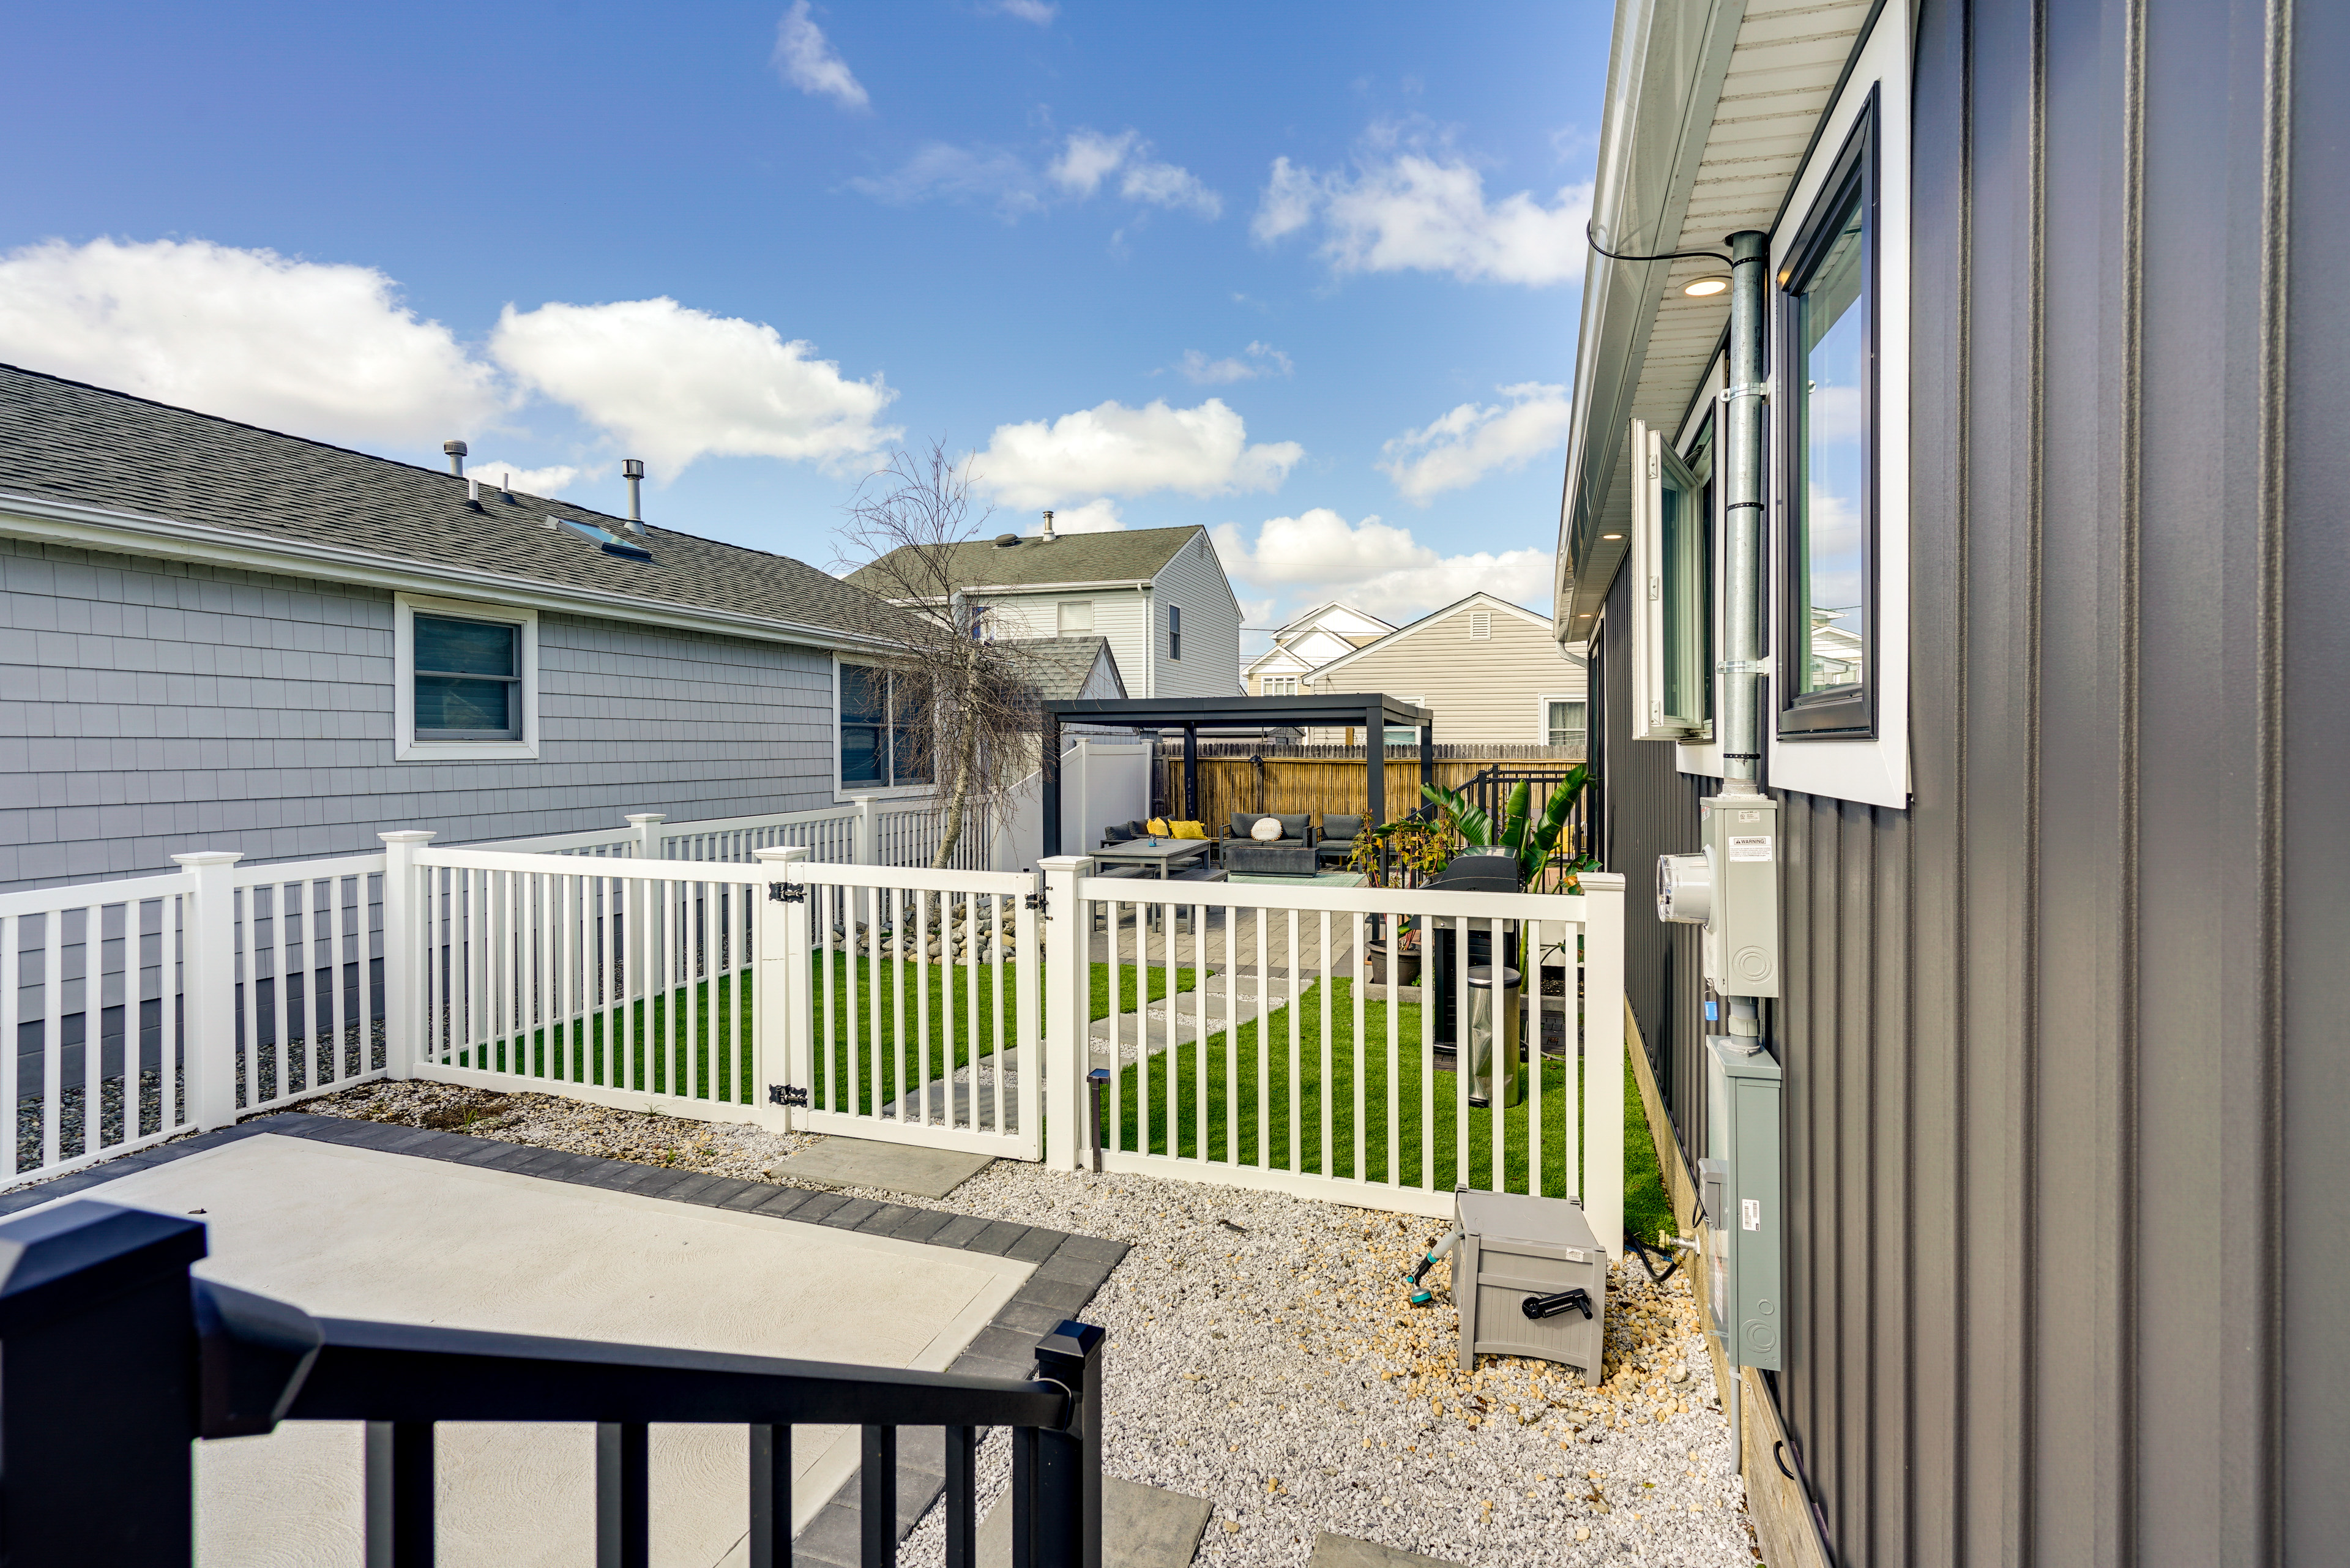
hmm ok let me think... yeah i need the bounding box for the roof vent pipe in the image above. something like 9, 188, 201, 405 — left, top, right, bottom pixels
442, 439, 467, 477
1718, 229, 1770, 797
621, 458, 646, 531
1040, 509, 1056, 542
464, 477, 483, 513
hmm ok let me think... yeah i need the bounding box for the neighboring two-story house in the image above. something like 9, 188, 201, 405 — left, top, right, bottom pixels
1240, 601, 1392, 696
845, 521, 1241, 701
1300, 592, 1587, 748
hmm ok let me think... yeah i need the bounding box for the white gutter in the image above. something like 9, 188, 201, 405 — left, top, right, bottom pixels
0, 490, 908, 655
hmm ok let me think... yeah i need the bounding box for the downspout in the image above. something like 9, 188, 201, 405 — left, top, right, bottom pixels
1719, 228, 1771, 796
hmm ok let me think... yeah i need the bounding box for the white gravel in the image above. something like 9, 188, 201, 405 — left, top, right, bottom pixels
275, 1086, 1756, 1566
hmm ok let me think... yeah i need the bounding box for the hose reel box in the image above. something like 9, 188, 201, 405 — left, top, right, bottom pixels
1657, 793, 1781, 996
1450, 1187, 1608, 1382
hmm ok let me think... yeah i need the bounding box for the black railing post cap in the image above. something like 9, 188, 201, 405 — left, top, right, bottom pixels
0, 1201, 207, 1335
1035, 1320, 1105, 1366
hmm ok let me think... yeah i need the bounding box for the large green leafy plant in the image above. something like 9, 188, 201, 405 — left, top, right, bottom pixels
1352, 766, 1598, 891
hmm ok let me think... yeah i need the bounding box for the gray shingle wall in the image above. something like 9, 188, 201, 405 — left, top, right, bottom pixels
0, 537, 838, 893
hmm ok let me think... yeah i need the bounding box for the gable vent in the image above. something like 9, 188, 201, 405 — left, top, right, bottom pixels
1470, 611, 1491, 640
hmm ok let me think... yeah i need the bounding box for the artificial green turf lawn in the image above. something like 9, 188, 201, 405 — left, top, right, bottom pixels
1620, 1052, 1676, 1247
1112, 976, 1643, 1206
463, 957, 1197, 1111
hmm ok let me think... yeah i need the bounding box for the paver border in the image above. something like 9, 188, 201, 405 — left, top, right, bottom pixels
0, 1113, 1128, 1567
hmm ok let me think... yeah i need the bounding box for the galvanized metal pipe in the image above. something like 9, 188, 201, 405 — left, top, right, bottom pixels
1720, 229, 1770, 795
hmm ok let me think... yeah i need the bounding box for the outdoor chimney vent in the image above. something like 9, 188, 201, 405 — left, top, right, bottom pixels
621, 458, 646, 529
994, 532, 1020, 548
1039, 509, 1056, 542
442, 439, 468, 476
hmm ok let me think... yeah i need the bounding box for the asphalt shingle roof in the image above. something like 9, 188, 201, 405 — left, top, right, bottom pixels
844, 526, 1204, 595
1010, 635, 1124, 700
0, 362, 914, 646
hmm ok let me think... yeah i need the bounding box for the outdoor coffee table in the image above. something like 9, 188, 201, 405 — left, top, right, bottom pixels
1225, 842, 1318, 876
1090, 837, 1214, 877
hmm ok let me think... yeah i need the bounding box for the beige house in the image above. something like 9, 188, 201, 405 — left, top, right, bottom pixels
1304, 592, 1587, 749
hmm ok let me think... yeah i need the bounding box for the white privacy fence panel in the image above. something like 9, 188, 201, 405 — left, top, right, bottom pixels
230, 855, 390, 1116
0, 873, 198, 1186
403, 846, 765, 1123
763, 853, 1042, 1161
1037, 862, 1627, 1244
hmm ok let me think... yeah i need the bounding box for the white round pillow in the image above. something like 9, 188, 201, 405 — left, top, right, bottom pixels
1250, 816, 1283, 842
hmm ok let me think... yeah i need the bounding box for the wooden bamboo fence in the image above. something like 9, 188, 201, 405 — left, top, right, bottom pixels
1156, 745, 1586, 831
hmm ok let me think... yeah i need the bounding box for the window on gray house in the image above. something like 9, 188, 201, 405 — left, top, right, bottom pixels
1168, 605, 1182, 661
840, 665, 932, 789
1779, 93, 1877, 737
413, 614, 521, 739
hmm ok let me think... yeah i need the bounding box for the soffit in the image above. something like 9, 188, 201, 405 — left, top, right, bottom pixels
1557, 0, 1879, 644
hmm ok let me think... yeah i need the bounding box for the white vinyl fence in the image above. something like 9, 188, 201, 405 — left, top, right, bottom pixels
2, 816, 1627, 1249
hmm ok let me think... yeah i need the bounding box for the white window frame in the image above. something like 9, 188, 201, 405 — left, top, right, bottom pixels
1764, 7, 1912, 808
394, 592, 539, 763
832, 655, 935, 801
1058, 599, 1094, 634
1628, 417, 1713, 742
1539, 694, 1589, 750
1674, 360, 1730, 779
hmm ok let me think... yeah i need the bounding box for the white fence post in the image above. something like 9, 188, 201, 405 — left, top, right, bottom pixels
851, 796, 878, 866
1578, 872, 1627, 1255
1037, 855, 1092, 1170
169, 851, 242, 1130
627, 813, 668, 859
752, 846, 810, 1132
379, 831, 435, 1081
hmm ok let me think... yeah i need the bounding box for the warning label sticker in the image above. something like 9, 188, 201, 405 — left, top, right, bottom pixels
1728, 835, 1774, 862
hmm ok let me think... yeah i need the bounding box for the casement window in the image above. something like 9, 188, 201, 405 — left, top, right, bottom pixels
1544, 698, 1589, 751
1168, 605, 1182, 662
838, 663, 933, 792
1777, 91, 1878, 739
1629, 416, 1714, 741
394, 593, 539, 761
1058, 600, 1094, 633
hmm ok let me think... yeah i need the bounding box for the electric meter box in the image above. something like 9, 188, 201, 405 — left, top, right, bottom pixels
1657, 794, 1781, 996
1700, 1035, 1783, 1370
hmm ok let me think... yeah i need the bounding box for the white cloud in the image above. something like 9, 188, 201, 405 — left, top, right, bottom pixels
774, 2, 868, 111
1251, 137, 1592, 286
0, 237, 500, 445
1037, 498, 1124, 534
1176, 342, 1292, 385
865, 129, 1217, 223
1377, 381, 1572, 502
488, 297, 898, 475
974, 398, 1301, 510
464, 461, 583, 498
1210, 507, 1551, 624
988, 0, 1057, 20
1048, 130, 1135, 197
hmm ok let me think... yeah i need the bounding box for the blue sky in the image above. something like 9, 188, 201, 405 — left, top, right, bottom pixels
0, 2, 1613, 656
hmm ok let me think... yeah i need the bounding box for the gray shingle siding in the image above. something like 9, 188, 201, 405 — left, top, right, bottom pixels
0, 536, 838, 893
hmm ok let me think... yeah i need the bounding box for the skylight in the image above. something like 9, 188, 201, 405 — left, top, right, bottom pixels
550, 517, 652, 562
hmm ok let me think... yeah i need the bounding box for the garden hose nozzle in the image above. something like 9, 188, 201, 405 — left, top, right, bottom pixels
1404, 1225, 1464, 1305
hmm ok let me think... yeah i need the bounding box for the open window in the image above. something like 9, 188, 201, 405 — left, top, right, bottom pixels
1629, 417, 1714, 741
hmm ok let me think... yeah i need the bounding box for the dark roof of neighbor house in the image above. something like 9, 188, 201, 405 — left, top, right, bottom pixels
844, 525, 1208, 595
0, 362, 914, 646
1012, 635, 1126, 701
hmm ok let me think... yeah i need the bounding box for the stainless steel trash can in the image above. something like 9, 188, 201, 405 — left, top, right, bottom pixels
1452, 1187, 1608, 1379
1465, 965, 1523, 1107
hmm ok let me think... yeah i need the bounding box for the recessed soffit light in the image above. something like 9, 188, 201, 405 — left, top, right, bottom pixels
1601, 532, 1624, 540
1683, 275, 1731, 297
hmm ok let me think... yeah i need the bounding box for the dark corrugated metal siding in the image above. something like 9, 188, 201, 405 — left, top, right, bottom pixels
1597, 0, 2340, 1562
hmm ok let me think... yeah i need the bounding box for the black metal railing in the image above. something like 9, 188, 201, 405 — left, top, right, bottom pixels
1464, 766, 1598, 892
0, 1201, 1103, 1568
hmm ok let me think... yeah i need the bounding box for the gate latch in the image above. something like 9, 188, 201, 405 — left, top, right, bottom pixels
768, 1084, 809, 1107
769, 882, 807, 904
1025, 890, 1048, 916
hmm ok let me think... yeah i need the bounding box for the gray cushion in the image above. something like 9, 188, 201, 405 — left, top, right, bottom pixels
1229, 812, 1264, 838
1273, 813, 1311, 840
1321, 813, 1364, 840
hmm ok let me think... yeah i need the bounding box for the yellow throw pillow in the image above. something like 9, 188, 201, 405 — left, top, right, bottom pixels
1146, 818, 1171, 835
1171, 820, 1207, 840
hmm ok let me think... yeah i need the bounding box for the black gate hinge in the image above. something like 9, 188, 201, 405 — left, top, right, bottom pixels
1024, 889, 1048, 915
768, 1084, 809, 1107
769, 881, 807, 904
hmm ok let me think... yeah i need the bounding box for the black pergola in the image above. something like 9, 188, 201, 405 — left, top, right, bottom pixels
1040, 693, 1436, 858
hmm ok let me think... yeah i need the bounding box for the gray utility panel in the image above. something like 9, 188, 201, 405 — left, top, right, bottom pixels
1451, 1187, 1607, 1381
1699, 1035, 1782, 1370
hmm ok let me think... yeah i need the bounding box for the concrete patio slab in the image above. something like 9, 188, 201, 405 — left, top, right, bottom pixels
1305, 1531, 1453, 1568
32, 1132, 1032, 1568
779, 1135, 996, 1199
978, 1477, 1213, 1568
